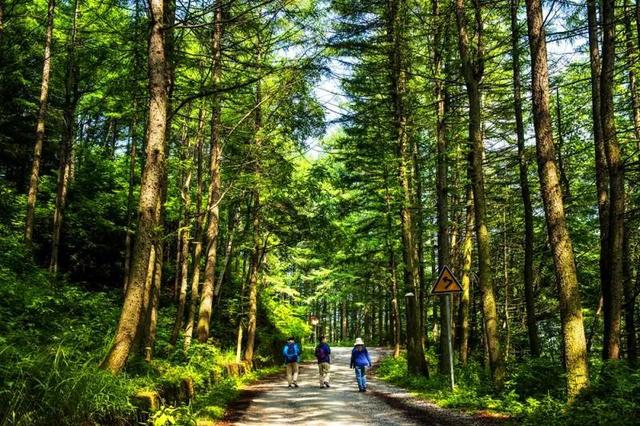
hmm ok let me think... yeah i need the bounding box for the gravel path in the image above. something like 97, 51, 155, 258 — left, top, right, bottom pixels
223, 347, 505, 426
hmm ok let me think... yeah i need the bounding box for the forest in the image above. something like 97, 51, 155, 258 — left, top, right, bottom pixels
0, 0, 639, 424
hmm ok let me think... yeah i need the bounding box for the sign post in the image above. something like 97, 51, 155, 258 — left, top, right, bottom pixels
310, 315, 319, 344
431, 265, 463, 390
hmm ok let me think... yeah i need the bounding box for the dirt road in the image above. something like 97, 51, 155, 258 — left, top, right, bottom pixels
224, 347, 501, 425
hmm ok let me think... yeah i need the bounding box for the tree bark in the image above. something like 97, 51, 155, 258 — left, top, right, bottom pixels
623, 225, 637, 361
458, 186, 473, 366
454, 0, 505, 388
601, 0, 624, 361
510, 0, 540, 357
624, 0, 640, 149
433, 0, 451, 376
524, 0, 589, 399
100, 0, 169, 373
587, 0, 610, 356
170, 124, 196, 345
183, 108, 206, 351
144, 239, 162, 361
123, 102, 139, 293
385, 172, 401, 358
123, 0, 144, 293
197, 0, 224, 343
554, 88, 571, 200
25, 0, 56, 243
387, 0, 428, 377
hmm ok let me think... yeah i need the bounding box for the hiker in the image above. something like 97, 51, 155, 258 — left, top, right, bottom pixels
315, 335, 331, 388
282, 336, 301, 388
350, 337, 372, 392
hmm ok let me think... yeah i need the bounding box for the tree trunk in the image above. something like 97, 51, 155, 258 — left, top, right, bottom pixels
623, 225, 637, 362
123, 0, 144, 293
197, 0, 224, 343
100, 0, 169, 373
433, 0, 451, 376
601, 0, 624, 361
524, 0, 589, 399
170, 124, 196, 345
183, 109, 206, 351
385, 175, 401, 358
458, 186, 473, 366
244, 51, 264, 365
123, 102, 139, 293
214, 207, 238, 303
554, 88, 571, 200
511, 0, 540, 357
387, 0, 428, 377
587, 0, 610, 356
587, 295, 604, 355
454, 0, 505, 388
49, 0, 80, 273
626, 0, 640, 149
144, 239, 162, 361
25, 0, 56, 243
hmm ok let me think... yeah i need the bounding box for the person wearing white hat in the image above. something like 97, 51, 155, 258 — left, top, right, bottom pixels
349, 337, 372, 392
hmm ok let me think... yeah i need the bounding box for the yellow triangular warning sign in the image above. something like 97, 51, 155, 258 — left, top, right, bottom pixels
431, 265, 463, 294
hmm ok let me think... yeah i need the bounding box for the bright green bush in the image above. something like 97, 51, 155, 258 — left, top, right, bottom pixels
377, 353, 640, 425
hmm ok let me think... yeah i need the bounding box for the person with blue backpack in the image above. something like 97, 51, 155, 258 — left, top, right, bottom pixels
282, 336, 301, 388
350, 337, 372, 392
314, 335, 331, 388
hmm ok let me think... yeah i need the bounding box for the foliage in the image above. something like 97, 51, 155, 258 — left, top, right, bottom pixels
0, 244, 279, 425
376, 354, 640, 425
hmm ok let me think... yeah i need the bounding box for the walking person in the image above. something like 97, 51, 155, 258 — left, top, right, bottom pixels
282, 336, 301, 388
315, 335, 331, 388
350, 337, 372, 392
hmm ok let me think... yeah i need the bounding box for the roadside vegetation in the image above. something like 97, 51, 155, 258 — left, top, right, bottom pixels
377, 354, 640, 425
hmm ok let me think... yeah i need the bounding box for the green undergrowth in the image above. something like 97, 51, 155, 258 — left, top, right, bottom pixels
0, 232, 279, 425
376, 353, 640, 425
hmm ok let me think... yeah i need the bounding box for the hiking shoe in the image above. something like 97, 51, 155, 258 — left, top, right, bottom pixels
288, 384, 292, 388
293, 382, 299, 388
324, 382, 330, 388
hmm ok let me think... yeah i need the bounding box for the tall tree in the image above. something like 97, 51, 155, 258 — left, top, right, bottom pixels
184, 107, 206, 350
458, 186, 473, 366
50, 0, 80, 273
524, 0, 589, 398
387, 0, 428, 377
197, 0, 224, 343
243, 45, 264, 365
601, 0, 624, 360
433, 0, 452, 375
454, 0, 505, 388
25, 0, 56, 243
587, 0, 609, 354
510, 0, 539, 357
100, 0, 169, 373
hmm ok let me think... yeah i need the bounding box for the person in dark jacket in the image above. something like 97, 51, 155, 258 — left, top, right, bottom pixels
282, 336, 301, 388
350, 337, 372, 392
315, 335, 331, 388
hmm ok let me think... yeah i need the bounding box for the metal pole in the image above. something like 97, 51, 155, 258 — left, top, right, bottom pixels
445, 293, 455, 389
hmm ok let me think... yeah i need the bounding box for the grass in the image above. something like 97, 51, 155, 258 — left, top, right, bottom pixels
375, 352, 640, 425
0, 230, 283, 425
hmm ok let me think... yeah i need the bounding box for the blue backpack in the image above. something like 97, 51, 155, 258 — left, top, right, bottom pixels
285, 343, 298, 362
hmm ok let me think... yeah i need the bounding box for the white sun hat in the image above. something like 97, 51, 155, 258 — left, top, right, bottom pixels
354, 337, 364, 346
